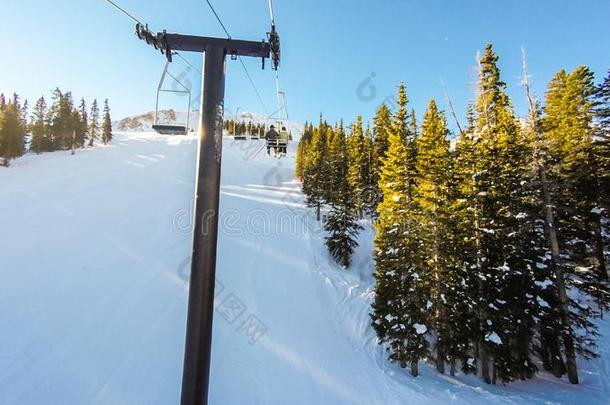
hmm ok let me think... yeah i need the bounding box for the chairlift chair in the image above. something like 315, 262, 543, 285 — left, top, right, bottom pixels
152, 59, 191, 135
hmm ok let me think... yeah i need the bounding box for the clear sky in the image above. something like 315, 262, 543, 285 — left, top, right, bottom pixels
1, 0, 609, 132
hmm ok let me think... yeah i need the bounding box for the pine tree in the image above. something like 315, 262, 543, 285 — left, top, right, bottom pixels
77, 98, 88, 148
373, 103, 392, 160
393, 84, 418, 203
447, 104, 480, 376
102, 99, 112, 145
542, 67, 610, 383
0, 103, 26, 166
470, 44, 543, 383
372, 87, 429, 376
302, 124, 327, 221
414, 99, 453, 374
30, 96, 48, 154
347, 116, 366, 217
362, 123, 378, 215
324, 129, 363, 267
595, 70, 610, 206
89, 99, 99, 147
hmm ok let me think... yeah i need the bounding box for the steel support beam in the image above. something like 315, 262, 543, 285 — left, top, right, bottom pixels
180, 45, 226, 405
164, 33, 270, 58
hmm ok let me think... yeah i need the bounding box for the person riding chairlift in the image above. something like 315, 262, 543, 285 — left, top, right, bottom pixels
278, 126, 290, 155
265, 125, 280, 155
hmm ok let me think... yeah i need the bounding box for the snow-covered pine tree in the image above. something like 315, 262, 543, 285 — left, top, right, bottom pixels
446, 105, 479, 376
372, 85, 429, 377
324, 128, 363, 268
542, 67, 610, 383
595, 70, 610, 213
472, 44, 542, 384
102, 99, 112, 145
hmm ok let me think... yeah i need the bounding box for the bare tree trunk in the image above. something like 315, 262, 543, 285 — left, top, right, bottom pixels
593, 217, 608, 281
410, 360, 418, 377
71, 130, 76, 156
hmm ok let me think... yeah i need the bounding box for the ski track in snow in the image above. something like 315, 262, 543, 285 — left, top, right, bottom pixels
0, 132, 609, 404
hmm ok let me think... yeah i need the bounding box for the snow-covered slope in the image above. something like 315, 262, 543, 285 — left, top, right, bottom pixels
0, 133, 608, 404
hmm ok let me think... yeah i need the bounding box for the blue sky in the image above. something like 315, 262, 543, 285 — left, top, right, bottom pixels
1, 0, 609, 132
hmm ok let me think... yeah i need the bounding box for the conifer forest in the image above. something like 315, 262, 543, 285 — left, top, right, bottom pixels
296, 44, 610, 385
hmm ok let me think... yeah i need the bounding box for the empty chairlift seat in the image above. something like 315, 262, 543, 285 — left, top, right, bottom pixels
152, 59, 191, 136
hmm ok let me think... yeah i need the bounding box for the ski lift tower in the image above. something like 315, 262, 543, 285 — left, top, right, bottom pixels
135, 24, 280, 405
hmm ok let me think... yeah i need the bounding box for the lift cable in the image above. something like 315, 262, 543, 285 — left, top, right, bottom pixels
204, 0, 232, 38
268, 0, 275, 25
202, 0, 269, 114
103, 0, 142, 24
174, 52, 202, 75
102, 0, 201, 75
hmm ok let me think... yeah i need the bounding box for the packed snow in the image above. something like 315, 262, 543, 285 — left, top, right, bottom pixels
1, 130, 609, 404
485, 332, 504, 345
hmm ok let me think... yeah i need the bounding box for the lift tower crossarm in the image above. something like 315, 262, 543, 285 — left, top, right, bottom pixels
135, 24, 274, 63
164, 34, 270, 57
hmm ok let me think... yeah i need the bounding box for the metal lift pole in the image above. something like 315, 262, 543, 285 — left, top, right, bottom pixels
181, 45, 226, 405
135, 24, 279, 405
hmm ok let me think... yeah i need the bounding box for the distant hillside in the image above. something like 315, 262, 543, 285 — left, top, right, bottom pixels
115, 110, 304, 139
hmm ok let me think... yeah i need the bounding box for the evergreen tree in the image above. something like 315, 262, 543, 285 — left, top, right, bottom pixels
593, 70, 610, 269
0, 103, 26, 166
302, 124, 327, 221
102, 99, 112, 145
77, 98, 88, 148
414, 99, 453, 374
347, 116, 366, 217
362, 123, 378, 215
447, 104, 480, 376
48, 89, 77, 150
373, 103, 392, 160
89, 99, 99, 147
372, 88, 429, 376
393, 84, 418, 202
30, 96, 49, 154
471, 44, 542, 383
324, 129, 363, 267
542, 67, 610, 383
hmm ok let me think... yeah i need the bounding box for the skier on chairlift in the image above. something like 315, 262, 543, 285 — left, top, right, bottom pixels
265, 124, 279, 156
278, 126, 290, 155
